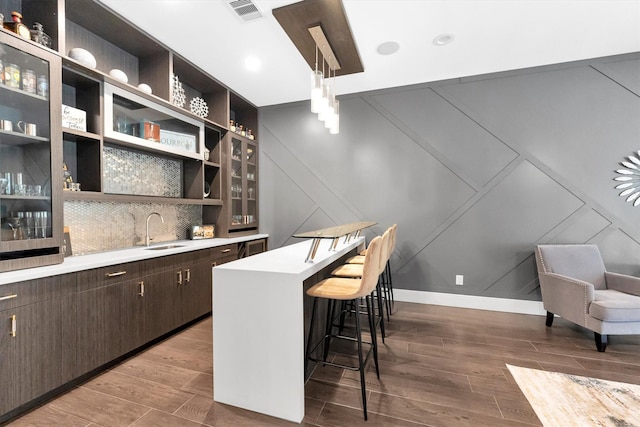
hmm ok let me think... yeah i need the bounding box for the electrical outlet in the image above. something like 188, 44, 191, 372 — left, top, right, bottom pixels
455, 275, 464, 286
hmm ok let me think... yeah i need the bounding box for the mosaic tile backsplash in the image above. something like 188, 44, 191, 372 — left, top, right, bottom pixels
64, 201, 201, 255
103, 145, 182, 197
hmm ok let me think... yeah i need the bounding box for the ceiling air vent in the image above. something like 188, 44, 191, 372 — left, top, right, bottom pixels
227, 0, 264, 21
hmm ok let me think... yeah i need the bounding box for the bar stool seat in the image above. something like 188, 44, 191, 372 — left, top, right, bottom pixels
305, 235, 383, 421
346, 254, 366, 264
331, 263, 365, 278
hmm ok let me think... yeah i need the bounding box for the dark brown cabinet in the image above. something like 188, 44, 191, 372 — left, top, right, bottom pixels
0, 274, 75, 417
0, 239, 267, 422
75, 262, 145, 376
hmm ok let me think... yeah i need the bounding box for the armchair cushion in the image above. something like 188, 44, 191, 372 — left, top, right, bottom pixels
589, 290, 640, 322
606, 271, 640, 296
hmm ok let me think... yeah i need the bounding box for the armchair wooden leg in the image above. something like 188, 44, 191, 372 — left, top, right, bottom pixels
594, 333, 607, 352
545, 311, 554, 327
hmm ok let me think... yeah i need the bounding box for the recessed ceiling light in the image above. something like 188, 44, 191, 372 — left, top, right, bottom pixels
376, 41, 400, 55
433, 33, 455, 46
245, 56, 261, 72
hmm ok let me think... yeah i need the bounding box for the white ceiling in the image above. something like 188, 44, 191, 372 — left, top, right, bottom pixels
98, 0, 640, 108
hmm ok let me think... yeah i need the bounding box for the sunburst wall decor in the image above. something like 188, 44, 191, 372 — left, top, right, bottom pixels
614, 150, 640, 207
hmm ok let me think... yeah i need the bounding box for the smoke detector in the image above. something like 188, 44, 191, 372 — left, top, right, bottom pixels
227, 0, 264, 22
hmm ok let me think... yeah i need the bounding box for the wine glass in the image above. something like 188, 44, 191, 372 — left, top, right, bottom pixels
6, 217, 23, 240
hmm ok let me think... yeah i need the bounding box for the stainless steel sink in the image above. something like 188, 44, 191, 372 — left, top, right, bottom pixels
145, 244, 186, 251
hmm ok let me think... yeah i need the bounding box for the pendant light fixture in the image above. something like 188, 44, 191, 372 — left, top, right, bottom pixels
309, 25, 340, 134
273, 0, 364, 136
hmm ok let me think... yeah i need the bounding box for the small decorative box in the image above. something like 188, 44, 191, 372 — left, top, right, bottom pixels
61, 105, 87, 131
190, 224, 215, 240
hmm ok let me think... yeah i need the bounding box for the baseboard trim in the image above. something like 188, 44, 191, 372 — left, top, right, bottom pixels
394, 289, 546, 316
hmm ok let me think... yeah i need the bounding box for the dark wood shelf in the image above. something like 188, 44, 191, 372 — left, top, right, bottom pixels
62, 190, 213, 205
62, 128, 101, 141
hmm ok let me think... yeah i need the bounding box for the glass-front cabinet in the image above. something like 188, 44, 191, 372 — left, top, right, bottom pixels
229, 135, 257, 229
104, 83, 204, 161
0, 32, 63, 271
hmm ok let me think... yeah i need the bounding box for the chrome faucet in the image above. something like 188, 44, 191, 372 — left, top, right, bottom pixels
145, 212, 164, 246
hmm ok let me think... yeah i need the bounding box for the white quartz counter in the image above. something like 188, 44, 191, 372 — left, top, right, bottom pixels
0, 234, 268, 285
213, 236, 364, 423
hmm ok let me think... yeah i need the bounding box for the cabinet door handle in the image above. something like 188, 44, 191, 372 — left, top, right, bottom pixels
177, 270, 183, 285
0, 294, 18, 302
106, 271, 127, 278
221, 248, 231, 253
10, 314, 16, 337
139, 281, 145, 297
185, 269, 191, 283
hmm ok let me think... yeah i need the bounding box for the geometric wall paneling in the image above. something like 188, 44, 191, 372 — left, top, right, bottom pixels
540, 207, 611, 245
259, 151, 317, 248
259, 52, 640, 303
259, 119, 365, 226
284, 207, 336, 248
483, 254, 541, 300
400, 161, 584, 299
261, 97, 476, 259
598, 55, 640, 96
370, 88, 518, 188
440, 63, 640, 239
590, 227, 640, 276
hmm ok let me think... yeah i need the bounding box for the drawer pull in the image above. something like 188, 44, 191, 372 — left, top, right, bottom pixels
10, 314, 16, 337
177, 270, 183, 285
0, 294, 18, 302
139, 281, 145, 297
221, 248, 231, 253
106, 271, 127, 278
185, 268, 191, 283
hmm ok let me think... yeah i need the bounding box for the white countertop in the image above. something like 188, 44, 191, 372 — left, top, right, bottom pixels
0, 234, 268, 285
215, 236, 364, 277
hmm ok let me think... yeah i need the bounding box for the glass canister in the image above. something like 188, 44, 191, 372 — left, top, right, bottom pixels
5, 63, 20, 88
37, 75, 48, 97
22, 69, 36, 93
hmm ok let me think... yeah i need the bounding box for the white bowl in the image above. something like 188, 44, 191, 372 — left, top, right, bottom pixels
137, 83, 152, 94
68, 48, 97, 69
109, 69, 128, 83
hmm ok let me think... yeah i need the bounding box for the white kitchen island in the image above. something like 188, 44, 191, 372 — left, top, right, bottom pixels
212, 236, 365, 423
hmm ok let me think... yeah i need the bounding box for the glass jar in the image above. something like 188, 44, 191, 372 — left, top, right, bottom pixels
22, 69, 36, 93
37, 75, 48, 97
5, 63, 20, 88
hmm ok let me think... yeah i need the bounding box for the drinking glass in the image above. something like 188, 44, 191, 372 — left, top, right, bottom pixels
6, 217, 22, 240
35, 211, 48, 238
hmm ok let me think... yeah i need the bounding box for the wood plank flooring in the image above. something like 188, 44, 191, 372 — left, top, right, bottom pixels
8, 302, 640, 426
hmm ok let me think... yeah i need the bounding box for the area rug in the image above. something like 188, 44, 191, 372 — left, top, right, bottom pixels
507, 364, 640, 426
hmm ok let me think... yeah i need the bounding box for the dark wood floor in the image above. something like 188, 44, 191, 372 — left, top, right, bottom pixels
8, 301, 640, 426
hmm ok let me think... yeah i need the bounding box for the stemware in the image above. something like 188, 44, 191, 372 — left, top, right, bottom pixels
6, 217, 23, 240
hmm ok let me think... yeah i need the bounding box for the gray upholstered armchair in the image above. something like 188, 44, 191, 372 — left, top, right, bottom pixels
535, 244, 640, 352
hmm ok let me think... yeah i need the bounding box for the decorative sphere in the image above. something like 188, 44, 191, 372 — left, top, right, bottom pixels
109, 69, 128, 83
68, 48, 97, 69
137, 83, 152, 94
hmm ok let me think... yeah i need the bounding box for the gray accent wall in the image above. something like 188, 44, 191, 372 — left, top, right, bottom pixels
258, 53, 640, 302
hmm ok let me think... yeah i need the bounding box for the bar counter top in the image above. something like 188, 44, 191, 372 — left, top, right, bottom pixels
0, 234, 268, 285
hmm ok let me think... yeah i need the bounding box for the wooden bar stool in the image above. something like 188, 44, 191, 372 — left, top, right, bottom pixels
305, 235, 383, 420
331, 228, 391, 341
